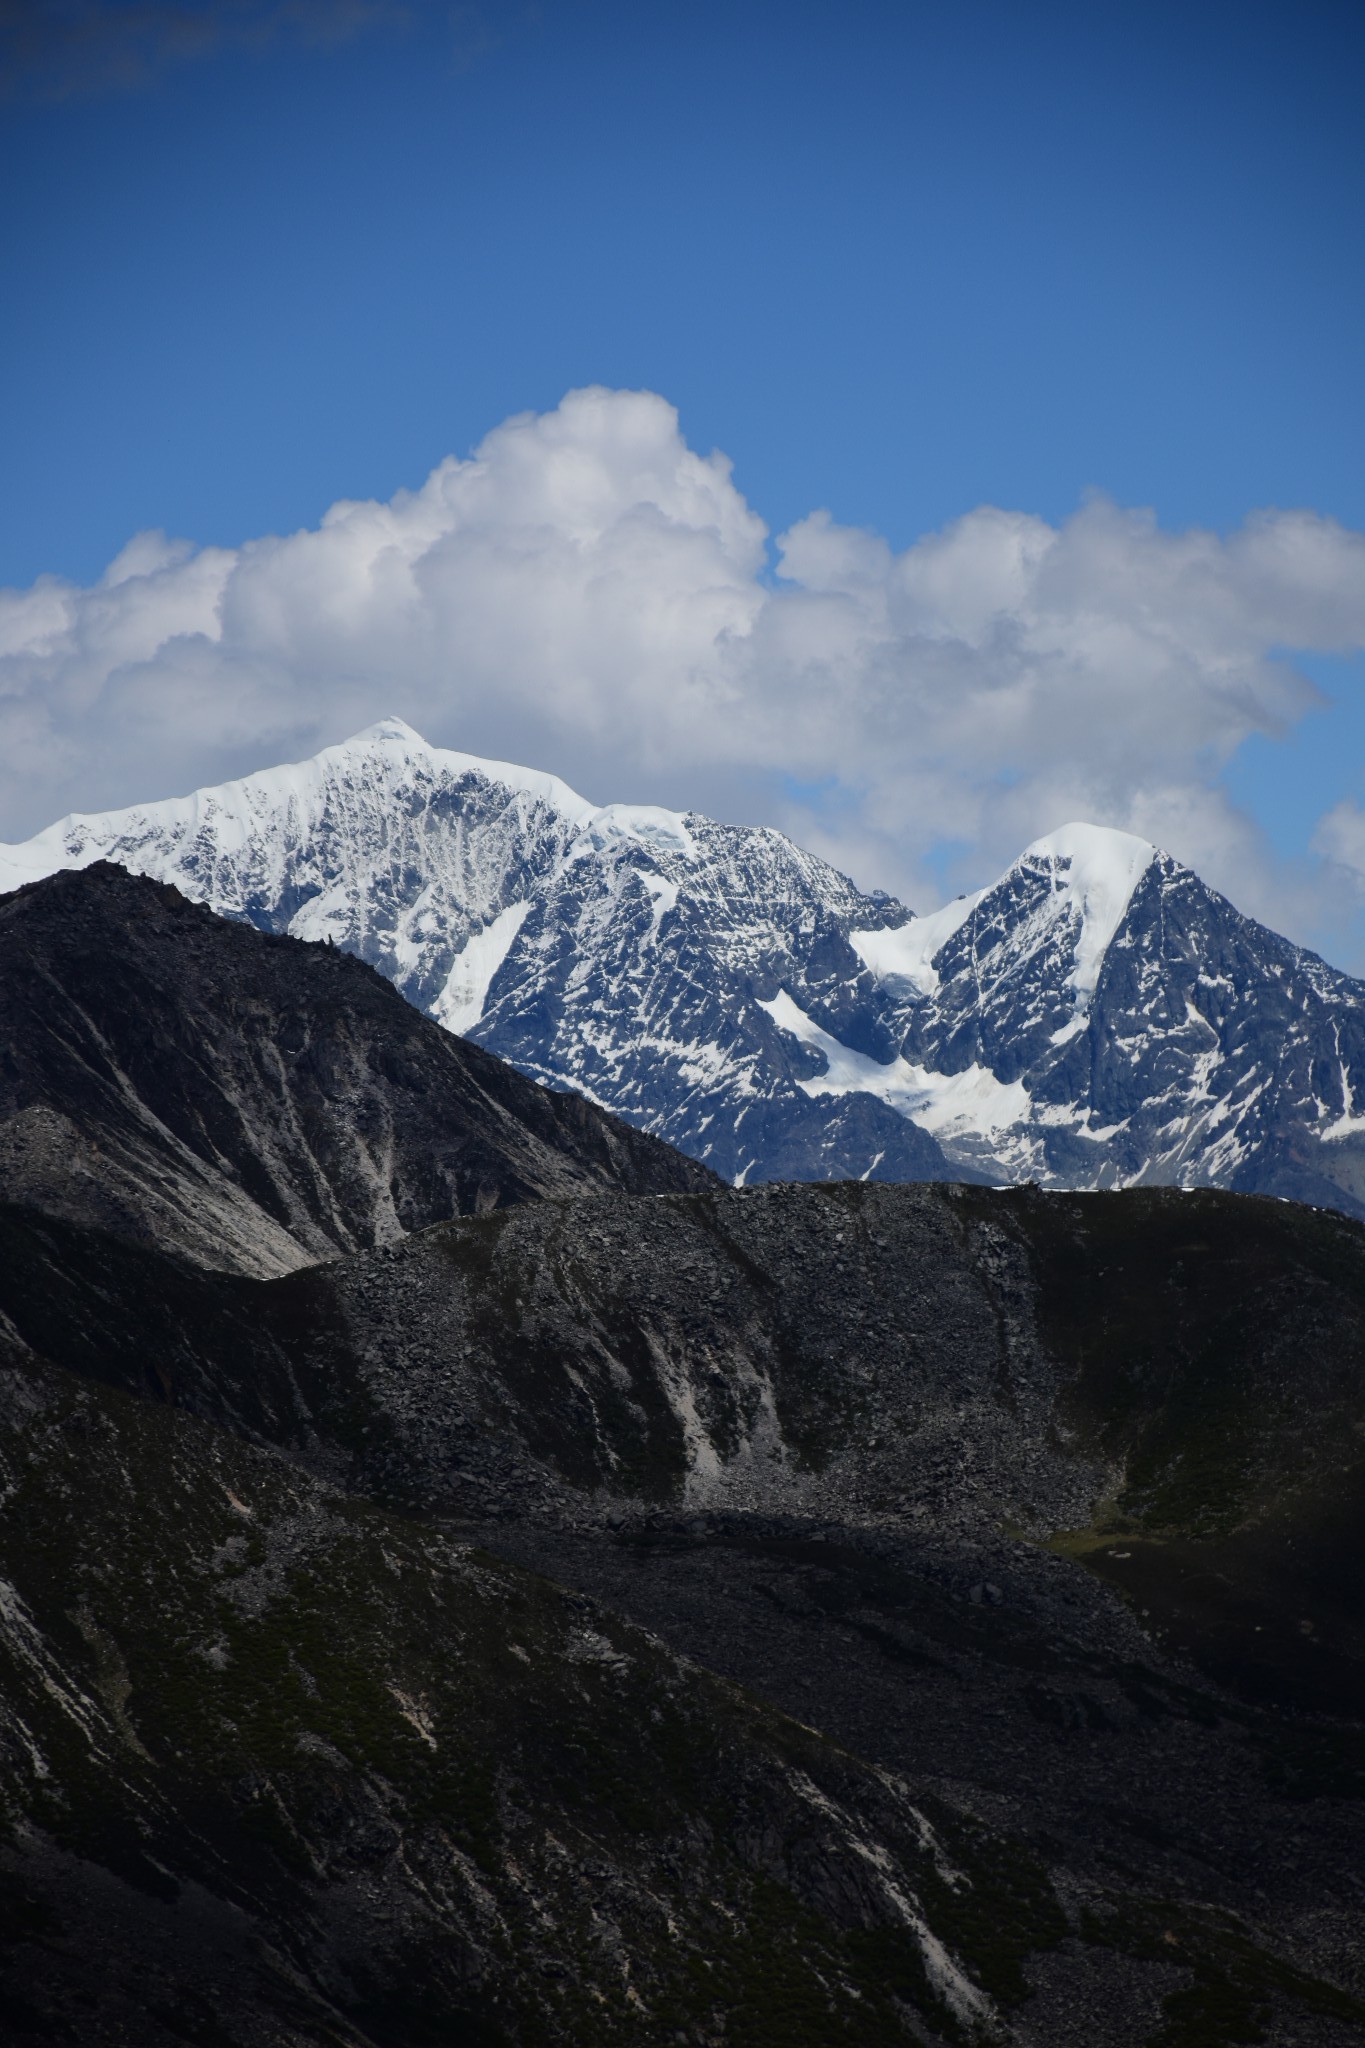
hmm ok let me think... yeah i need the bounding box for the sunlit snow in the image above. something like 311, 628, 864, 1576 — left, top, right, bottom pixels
850, 892, 984, 998
433, 901, 532, 1035
1026, 822, 1156, 1003
759, 990, 1032, 1139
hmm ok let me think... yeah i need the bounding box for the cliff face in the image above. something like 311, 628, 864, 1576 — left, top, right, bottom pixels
0, 861, 714, 1277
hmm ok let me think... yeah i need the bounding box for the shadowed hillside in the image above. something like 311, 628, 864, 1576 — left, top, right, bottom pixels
1, 1181, 1362, 2043
0, 862, 714, 1277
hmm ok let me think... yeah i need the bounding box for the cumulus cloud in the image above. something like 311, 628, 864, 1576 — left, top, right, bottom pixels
4, 385, 1365, 954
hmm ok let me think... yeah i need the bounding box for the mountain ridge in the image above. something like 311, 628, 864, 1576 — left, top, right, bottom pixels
0, 859, 713, 1276
2, 1178, 1363, 2042
5, 720, 1365, 1214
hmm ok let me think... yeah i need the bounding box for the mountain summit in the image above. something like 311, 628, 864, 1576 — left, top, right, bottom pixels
4, 720, 1365, 1214
0, 721, 952, 1188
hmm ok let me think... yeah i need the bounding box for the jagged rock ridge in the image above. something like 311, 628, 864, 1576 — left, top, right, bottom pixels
0, 721, 964, 1189
830, 821, 1365, 1218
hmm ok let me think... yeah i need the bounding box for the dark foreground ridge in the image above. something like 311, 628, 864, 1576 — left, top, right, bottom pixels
0, 1178, 1363, 2044
1, 862, 1362, 2044
0, 862, 715, 1276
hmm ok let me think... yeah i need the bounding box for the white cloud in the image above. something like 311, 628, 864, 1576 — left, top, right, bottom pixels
4, 384, 1365, 956
1314, 800, 1365, 882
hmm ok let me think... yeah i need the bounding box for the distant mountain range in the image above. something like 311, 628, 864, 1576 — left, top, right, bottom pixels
5, 716, 1365, 1216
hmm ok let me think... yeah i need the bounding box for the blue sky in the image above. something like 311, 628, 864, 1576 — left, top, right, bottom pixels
5, 0, 1363, 578
3, 0, 1365, 956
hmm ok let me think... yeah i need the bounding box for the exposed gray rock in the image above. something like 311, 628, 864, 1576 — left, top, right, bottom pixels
0, 861, 715, 1276
1, 1179, 1363, 2042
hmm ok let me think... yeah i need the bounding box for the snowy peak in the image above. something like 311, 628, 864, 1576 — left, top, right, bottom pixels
0, 723, 929, 1190
352, 715, 424, 744
1012, 823, 1157, 1002
783, 816, 1365, 1212
853, 821, 1157, 1020
268, 720, 701, 861
0, 721, 703, 906
330, 716, 598, 822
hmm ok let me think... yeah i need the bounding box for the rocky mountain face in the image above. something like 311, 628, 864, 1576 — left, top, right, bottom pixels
0, 1325, 1024, 2048
2, 1310, 1047, 2048
0, 862, 712, 1277
831, 821, 1365, 1217
0, 1178, 1363, 2044
5, 720, 1365, 1215
0, 721, 967, 1189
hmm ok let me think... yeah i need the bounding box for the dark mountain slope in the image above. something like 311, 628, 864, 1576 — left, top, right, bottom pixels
0, 1337, 1047, 2048
2, 1185, 1364, 2042
4, 1181, 1363, 1716
0, 862, 713, 1277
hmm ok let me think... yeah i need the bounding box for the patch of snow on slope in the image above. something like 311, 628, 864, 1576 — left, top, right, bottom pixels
433, 901, 532, 1035
289, 881, 359, 947
1322, 1058, 1365, 1141
582, 804, 696, 859
1024, 823, 1155, 1005
850, 892, 985, 998
759, 990, 1030, 1139
639, 871, 679, 938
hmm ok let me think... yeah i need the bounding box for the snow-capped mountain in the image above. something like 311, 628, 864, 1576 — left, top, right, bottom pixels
5, 717, 1365, 1214
781, 820, 1365, 1214
0, 721, 950, 1187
